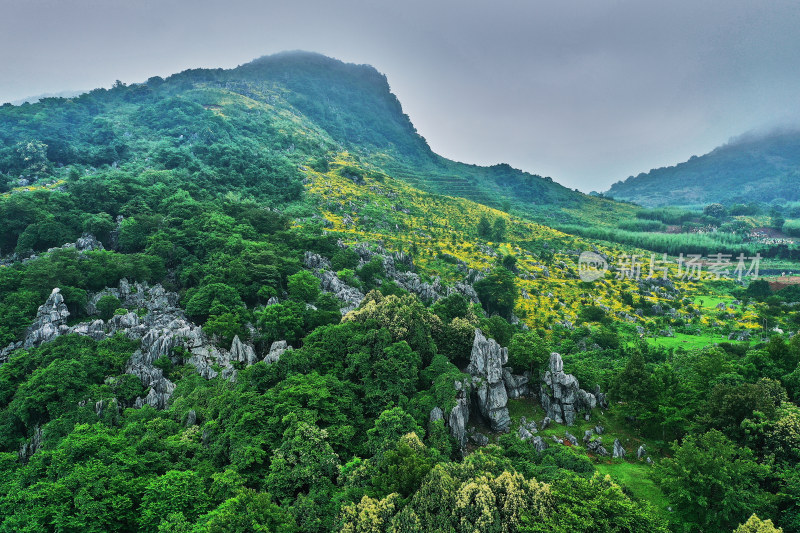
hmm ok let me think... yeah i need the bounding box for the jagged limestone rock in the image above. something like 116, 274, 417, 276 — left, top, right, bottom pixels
565, 431, 579, 446
429, 407, 444, 422
518, 426, 534, 441
587, 437, 610, 456
230, 335, 258, 366
448, 379, 471, 449
532, 436, 548, 452
540, 352, 597, 425
304, 252, 365, 314
467, 329, 511, 433
637, 444, 647, 459
502, 368, 530, 399
583, 429, 594, 443
1, 281, 270, 410
613, 439, 626, 458
264, 340, 291, 364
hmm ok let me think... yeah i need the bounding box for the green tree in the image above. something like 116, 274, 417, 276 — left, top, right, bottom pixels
477, 215, 493, 239
96, 293, 123, 320
733, 514, 783, 533
266, 414, 341, 501
287, 270, 321, 303
366, 407, 424, 452
508, 330, 550, 376
493, 217, 507, 241
140, 470, 211, 530
474, 267, 516, 319
654, 430, 772, 532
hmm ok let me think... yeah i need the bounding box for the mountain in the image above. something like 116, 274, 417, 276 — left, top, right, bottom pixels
0, 51, 632, 227
605, 129, 800, 207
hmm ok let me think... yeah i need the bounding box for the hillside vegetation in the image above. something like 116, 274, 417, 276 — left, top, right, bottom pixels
0, 52, 798, 532
606, 130, 800, 207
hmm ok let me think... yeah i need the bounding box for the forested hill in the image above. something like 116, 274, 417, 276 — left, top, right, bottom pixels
605, 129, 800, 207
0, 50, 629, 226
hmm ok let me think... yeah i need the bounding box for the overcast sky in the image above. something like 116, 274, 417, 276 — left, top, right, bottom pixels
2, 0, 799, 191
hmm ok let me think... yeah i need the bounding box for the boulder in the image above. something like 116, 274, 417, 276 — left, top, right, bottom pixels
637, 444, 647, 459
430, 407, 444, 423
531, 436, 548, 452
448, 381, 471, 449
587, 437, 610, 456
470, 432, 489, 446
264, 340, 291, 364
230, 335, 258, 366
518, 426, 534, 441
565, 431, 579, 446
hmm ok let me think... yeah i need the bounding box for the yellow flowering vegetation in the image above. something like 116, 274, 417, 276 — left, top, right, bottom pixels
303, 155, 761, 335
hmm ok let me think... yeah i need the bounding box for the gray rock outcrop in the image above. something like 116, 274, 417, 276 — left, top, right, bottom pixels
448, 378, 471, 449
540, 352, 597, 425
264, 340, 291, 364
304, 252, 365, 314
531, 435, 548, 452
1, 280, 266, 411
613, 439, 626, 458
502, 368, 530, 399
637, 444, 647, 459
565, 431, 579, 446
587, 437, 610, 456
467, 329, 511, 432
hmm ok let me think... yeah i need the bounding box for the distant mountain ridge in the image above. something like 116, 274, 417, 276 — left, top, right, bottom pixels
0, 51, 632, 226
605, 129, 800, 207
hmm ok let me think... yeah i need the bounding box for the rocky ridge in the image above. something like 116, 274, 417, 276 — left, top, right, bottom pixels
0, 280, 288, 410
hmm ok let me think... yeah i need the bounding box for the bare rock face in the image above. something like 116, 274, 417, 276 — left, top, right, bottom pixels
540, 352, 598, 426
304, 252, 365, 314
264, 340, 291, 364
18, 425, 43, 463
613, 439, 626, 458
587, 437, 610, 456
502, 368, 530, 399
637, 444, 647, 459
470, 432, 489, 446
26, 288, 70, 349
230, 335, 258, 366
429, 407, 444, 423
447, 378, 471, 449
467, 329, 511, 433
565, 431, 579, 446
